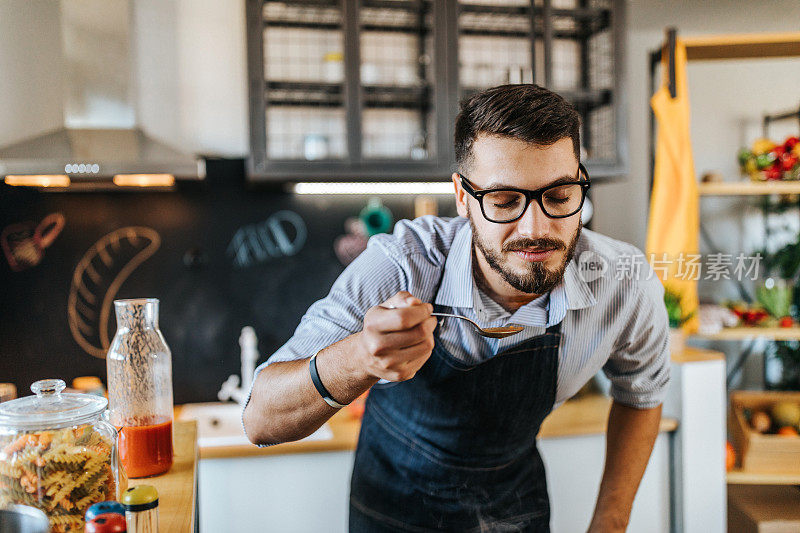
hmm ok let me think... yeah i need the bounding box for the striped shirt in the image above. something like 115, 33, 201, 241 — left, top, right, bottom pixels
249, 215, 670, 411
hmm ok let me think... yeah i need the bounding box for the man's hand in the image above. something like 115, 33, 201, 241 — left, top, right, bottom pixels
354, 291, 437, 382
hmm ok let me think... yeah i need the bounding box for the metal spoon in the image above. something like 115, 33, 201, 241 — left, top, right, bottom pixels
431, 312, 524, 339
379, 305, 524, 339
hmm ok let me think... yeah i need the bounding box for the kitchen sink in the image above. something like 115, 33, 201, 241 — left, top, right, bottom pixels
177, 402, 332, 448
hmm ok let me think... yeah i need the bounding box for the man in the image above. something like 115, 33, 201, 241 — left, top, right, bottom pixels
244, 84, 669, 532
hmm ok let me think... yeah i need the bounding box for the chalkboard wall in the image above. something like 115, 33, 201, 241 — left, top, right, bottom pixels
0, 159, 457, 403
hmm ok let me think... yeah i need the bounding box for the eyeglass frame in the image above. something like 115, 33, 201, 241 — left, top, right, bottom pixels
457, 162, 591, 223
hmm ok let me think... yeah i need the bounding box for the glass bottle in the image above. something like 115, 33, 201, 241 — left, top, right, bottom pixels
107, 298, 174, 478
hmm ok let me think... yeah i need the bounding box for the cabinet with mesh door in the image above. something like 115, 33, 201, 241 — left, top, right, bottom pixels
246, 0, 626, 180
455, 0, 625, 178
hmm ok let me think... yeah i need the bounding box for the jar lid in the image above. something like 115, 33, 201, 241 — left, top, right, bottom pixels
85, 501, 125, 522
122, 485, 159, 511
0, 379, 108, 430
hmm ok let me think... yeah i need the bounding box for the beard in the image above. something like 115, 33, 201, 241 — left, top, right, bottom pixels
468, 206, 582, 294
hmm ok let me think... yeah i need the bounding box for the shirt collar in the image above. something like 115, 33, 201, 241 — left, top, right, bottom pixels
562, 259, 598, 310
433, 220, 598, 312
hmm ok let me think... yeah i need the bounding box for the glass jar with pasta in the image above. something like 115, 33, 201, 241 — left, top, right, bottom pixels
0, 379, 127, 533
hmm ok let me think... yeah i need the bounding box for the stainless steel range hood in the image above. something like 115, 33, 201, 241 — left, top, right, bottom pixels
0, 0, 204, 184
0, 128, 202, 179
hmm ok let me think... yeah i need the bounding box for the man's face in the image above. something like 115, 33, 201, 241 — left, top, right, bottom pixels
454, 134, 583, 295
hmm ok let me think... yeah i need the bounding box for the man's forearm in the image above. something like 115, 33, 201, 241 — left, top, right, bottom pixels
588, 400, 662, 532
243, 334, 378, 445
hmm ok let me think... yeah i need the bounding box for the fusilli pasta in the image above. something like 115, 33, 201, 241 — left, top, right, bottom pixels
0, 425, 121, 533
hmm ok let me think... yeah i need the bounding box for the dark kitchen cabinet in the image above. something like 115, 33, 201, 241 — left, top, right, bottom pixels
246, 0, 626, 181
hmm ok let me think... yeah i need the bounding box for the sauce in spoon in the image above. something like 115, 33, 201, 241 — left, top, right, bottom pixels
482, 325, 525, 334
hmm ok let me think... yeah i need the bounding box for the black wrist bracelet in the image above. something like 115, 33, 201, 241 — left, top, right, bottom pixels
309, 352, 348, 408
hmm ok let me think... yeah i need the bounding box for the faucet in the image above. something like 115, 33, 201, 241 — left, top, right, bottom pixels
218, 326, 259, 405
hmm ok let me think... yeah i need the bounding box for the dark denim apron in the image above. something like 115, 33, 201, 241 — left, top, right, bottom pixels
349, 309, 561, 533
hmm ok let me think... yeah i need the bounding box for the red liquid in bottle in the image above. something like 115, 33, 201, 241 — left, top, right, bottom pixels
117, 419, 174, 478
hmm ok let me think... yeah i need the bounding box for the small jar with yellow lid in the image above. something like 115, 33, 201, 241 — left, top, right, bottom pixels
121, 485, 158, 533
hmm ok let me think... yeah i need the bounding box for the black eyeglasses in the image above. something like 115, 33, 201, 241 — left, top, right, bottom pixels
458, 163, 590, 223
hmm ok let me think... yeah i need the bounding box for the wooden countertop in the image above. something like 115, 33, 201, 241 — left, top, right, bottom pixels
540, 394, 679, 438
671, 346, 725, 365
143, 420, 198, 533
194, 394, 678, 459
195, 407, 360, 460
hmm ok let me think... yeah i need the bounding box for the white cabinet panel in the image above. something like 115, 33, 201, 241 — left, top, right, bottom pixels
199, 451, 355, 533
198, 434, 671, 532
541, 433, 671, 533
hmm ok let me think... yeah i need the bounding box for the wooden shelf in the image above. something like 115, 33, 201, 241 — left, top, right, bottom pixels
727, 468, 800, 485
698, 181, 800, 196
682, 32, 800, 61
693, 326, 800, 341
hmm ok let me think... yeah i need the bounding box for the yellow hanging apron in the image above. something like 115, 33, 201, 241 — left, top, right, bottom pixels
646, 38, 700, 333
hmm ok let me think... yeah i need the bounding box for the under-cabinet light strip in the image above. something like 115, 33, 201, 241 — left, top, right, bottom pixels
4, 175, 71, 187
113, 174, 175, 187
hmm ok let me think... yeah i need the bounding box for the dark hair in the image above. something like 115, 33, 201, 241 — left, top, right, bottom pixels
454, 84, 581, 172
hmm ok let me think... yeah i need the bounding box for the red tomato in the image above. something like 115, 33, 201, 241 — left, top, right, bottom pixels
785, 136, 800, 149
765, 167, 783, 180
743, 309, 769, 325
779, 316, 794, 328
781, 154, 798, 171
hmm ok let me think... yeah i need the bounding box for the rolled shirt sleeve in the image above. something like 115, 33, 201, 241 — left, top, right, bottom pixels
602, 266, 671, 410
241, 218, 449, 442
243, 241, 404, 396
241, 240, 407, 445
265, 248, 406, 367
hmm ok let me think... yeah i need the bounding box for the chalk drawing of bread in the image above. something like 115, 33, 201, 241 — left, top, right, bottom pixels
68, 227, 161, 358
